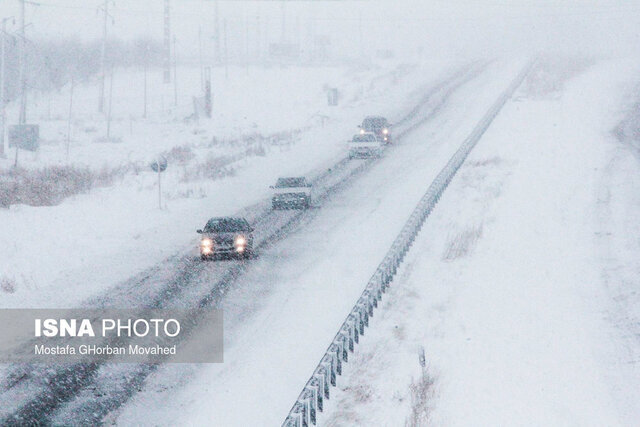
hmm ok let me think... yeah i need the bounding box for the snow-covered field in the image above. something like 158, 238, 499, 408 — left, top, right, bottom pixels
0, 59, 464, 308
316, 58, 640, 426
2, 53, 640, 426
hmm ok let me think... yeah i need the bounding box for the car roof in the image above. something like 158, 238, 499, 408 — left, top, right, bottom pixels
206, 217, 249, 226
276, 176, 306, 181
275, 177, 308, 187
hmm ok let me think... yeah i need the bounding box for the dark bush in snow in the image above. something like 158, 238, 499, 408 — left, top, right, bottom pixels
165, 144, 195, 165
0, 277, 16, 294
0, 165, 128, 207
181, 154, 237, 182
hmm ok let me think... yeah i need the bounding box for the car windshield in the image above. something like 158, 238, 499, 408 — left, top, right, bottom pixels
362, 117, 387, 130
204, 217, 250, 232
275, 177, 307, 188
353, 134, 376, 142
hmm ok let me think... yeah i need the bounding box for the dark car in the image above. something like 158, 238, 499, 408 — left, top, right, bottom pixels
197, 217, 254, 259
359, 116, 392, 143
271, 177, 312, 209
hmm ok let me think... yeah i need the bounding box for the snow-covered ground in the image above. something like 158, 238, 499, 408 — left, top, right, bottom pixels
0, 59, 465, 308
316, 57, 640, 426
3, 54, 640, 426
109, 59, 526, 426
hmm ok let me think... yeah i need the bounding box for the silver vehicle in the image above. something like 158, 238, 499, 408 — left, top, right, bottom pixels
349, 132, 383, 159
197, 217, 254, 260
271, 177, 312, 209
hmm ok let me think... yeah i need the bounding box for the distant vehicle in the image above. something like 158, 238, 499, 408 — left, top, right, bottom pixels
359, 116, 392, 143
197, 217, 254, 259
349, 132, 383, 159
271, 177, 312, 209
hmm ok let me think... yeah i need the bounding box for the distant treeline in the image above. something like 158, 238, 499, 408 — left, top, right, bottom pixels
1, 36, 162, 102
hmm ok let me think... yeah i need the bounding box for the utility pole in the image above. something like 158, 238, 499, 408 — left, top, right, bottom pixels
173, 36, 177, 106
18, 0, 26, 125
280, 1, 286, 42
106, 69, 113, 139
358, 10, 363, 57
213, 0, 220, 63
14, 0, 26, 168
198, 25, 203, 91
0, 17, 12, 158
163, 0, 171, 83
98, 0, 108, 113
244, 10, 249, 74
256, 15, 261, 62
143, 59, 147, 118
223, 18, 228, 79
66, 78, 74, 161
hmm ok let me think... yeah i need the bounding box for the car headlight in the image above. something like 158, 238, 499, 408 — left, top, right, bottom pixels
235, 236, 247, 246
360, 129, 365, 134
200, 238, 213, 248
382, 128, 388, 134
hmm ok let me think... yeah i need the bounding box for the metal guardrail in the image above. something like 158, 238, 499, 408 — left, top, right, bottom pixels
282, 61, 534, 427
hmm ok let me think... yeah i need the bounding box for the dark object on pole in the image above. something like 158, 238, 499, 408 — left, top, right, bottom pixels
150, 156, 168, 173
9, 124, 39, 151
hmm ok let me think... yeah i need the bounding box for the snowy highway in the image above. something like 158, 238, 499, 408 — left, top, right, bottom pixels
109, 61, 525, 425
2, 55, 639, 426
0, 61, 494, 424
3, 1, 640, 426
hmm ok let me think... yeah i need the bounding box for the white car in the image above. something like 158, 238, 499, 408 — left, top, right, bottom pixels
349, 132, 383, 159
271, 177, 312, 209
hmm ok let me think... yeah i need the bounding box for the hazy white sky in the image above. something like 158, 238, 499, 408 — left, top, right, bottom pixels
1, 0, 639, 59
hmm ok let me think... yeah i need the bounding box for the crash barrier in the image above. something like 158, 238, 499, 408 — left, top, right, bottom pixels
282, 61, 534, 427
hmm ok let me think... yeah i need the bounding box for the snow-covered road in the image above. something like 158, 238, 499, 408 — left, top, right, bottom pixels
3, 56, 636, 427
109, 60, 526, 426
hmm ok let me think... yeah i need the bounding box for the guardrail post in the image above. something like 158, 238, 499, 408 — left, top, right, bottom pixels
304, 389, 317, 425
311, 376, 324, 412
318, 363, 331, 398
347, 315, 358, 346
292, 402, 306, 427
